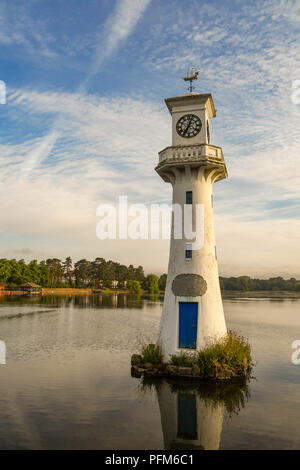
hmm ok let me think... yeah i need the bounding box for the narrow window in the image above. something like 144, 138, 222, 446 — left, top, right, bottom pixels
215, 246, 217, 259
185, 243, 192, 259
186, 191, 193, 205
211, 194, 213, 208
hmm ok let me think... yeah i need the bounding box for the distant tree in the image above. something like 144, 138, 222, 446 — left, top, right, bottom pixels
103, 260, 116, 288
46, 258, 63, 286
127, 280, 142, 294
8, 259, 26, 285
0, 258, 11, 284
127, 264, 136, 280
63, 257, 73, 286
74, 259, 92, 287
91, 257, 106, 287
158, 274, 167, 291
39, 261, 51, 287
268, 276, 286, 291
144, 274, 160, 294
134, 266, 145, 282
116, 264, 129, 289
28, 260, 40, 284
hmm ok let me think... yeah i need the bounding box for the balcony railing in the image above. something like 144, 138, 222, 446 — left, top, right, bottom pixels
158, 144, 223, 164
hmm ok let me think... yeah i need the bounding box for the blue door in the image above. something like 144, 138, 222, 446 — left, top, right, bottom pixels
179, 302, 198, 349
177, 393, 198, 440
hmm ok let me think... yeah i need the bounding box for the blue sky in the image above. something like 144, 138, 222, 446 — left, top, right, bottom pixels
0, 0, 299, 277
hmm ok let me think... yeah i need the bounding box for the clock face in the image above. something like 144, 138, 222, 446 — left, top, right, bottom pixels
176, 114, 202, 138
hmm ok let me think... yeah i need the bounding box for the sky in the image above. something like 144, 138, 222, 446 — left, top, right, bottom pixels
0, 0, 299, 277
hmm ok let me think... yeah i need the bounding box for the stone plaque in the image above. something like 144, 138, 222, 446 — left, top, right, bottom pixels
172, 274, 207, 297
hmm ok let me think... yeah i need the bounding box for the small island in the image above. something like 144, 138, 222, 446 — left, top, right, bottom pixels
131, 331, 253, 382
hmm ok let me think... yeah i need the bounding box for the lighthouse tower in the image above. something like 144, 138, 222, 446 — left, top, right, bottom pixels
155, 71, 227, 360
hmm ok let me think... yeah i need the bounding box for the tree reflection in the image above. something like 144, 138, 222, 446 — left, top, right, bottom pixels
0, 293, 146, 309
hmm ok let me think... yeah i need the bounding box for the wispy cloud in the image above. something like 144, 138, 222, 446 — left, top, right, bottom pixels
82, 0, 151, 90
15, 0, 152, 177
1, 0, 299, 276
0, 1, 57, 60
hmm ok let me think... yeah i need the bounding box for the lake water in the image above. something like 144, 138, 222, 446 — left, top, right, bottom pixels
0, 293, 299, 450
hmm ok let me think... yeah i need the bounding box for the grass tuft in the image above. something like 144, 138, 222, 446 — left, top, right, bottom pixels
141, 343, 163, 365
170, 331, 253, 379
170, 351, 195, 367
195, 330, 252, 379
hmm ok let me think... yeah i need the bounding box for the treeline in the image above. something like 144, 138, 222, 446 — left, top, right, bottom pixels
220, 276, 300, 292
0, 257, 167, 294
1, 258, 299, 293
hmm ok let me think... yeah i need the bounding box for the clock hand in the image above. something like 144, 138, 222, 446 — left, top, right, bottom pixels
184, 118, 193, 135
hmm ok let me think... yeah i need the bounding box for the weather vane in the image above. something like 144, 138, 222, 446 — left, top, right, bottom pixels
182, 67, 199, 93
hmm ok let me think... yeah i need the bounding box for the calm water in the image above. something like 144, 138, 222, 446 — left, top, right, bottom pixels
0, 293, 299, 450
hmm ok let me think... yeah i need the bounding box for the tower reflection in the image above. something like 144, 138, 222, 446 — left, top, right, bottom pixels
138, 377, 250, 450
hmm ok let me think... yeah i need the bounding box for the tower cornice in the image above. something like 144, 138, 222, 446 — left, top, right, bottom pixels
165, 93, 216, 119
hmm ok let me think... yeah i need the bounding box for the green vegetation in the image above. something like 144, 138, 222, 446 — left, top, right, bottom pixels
220, 275, 300, 292
170, 331, 253, 380
169, 351, 195, 367
0, 257, 163, 293
158, 274, 167, 291
127, 280, 142, 294
134, 332, 253, 381
1, 256, 299, 293
141, 343, 163, 365
143, 274, 160, 294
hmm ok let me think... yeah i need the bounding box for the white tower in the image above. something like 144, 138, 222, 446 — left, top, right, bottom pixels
156, 72, 227, 360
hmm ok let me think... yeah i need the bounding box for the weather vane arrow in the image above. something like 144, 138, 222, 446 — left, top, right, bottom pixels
182, 68, 199, 93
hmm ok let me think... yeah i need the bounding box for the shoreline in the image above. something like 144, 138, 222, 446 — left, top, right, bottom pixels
221, 290, 300, 299
2, 288, 300, 299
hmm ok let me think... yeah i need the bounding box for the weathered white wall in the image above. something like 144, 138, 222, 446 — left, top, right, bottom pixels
157, 167, 227, 359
